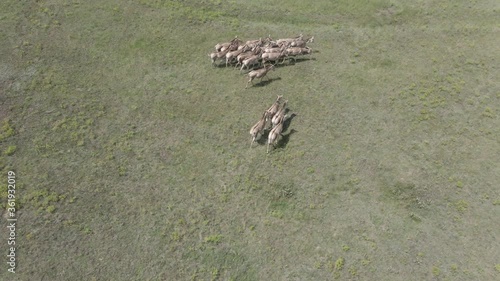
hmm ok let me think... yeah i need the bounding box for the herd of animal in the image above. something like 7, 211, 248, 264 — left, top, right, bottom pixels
250, 95, 292, 153
209, 35, 313, 153
209, 34, 314, 88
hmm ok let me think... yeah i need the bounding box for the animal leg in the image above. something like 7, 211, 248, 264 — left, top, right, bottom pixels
245, 78, 253, 89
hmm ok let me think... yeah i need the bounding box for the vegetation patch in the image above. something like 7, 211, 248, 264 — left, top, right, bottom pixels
0, 119, 14, 142
4, 145, 16, 156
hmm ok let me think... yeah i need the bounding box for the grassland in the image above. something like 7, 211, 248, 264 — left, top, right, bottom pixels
1, 0, 499, 280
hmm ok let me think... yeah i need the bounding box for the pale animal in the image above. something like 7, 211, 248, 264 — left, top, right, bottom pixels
245, 65, 275, 88
249, 111, 269, 148
267, 119, 284, 153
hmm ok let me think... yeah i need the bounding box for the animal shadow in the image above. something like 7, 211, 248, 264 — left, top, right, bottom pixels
286, 57, 315, 65
213, 63, 232, 69
254, 77, 282, 87
276, 128, 298, 149
276, 113, 298, 149
256, 130, 270, 145
282, 112, 297, 132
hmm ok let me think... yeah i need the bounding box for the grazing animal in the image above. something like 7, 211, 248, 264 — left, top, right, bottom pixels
249, 111, 269, 148
267, 119, 284, 153
245, 65, 275, 88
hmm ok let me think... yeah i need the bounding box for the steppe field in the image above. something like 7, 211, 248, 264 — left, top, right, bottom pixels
1, 0, 499, 280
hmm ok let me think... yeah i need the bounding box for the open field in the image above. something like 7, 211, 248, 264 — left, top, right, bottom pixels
1, 0, 499, 280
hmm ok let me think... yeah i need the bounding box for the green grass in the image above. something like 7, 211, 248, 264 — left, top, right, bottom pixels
1, 0, 499, 280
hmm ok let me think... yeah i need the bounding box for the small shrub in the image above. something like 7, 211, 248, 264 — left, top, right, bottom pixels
46, 205, 56, 213
335, 257, 344, 271
432, 266, 440, 276
81, 226, 92, 234
211, 267, 219, 281
349, 266, 357, 276
455, 200, 469, 213
204, 234, 223, 244
170, 231, 181, 241
270, 209, 284, 219
482, 107, 494, 118
4, 145, 16, 156
0, 120, 14, 142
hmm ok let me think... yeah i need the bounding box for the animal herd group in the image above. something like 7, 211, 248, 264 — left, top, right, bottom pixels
250, 95, 292, 153
209, 34, 314, 88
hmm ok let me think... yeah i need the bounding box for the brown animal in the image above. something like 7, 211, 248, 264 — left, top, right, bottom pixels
276, 34, 303, 45
240, 54, 261, 72
267, 119, 284, 153
290, 36, 314, 47
262, 49, 287, 65
209, 48, 230, 66
215, 37, 242, 52
266, 95, 284, 121
249, 111, 269, 148
245, 65, 275, 88
271, 100, 288, 127
236, 46, 262, 68
285, 46, 312, 62
225, 45, 250, 67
